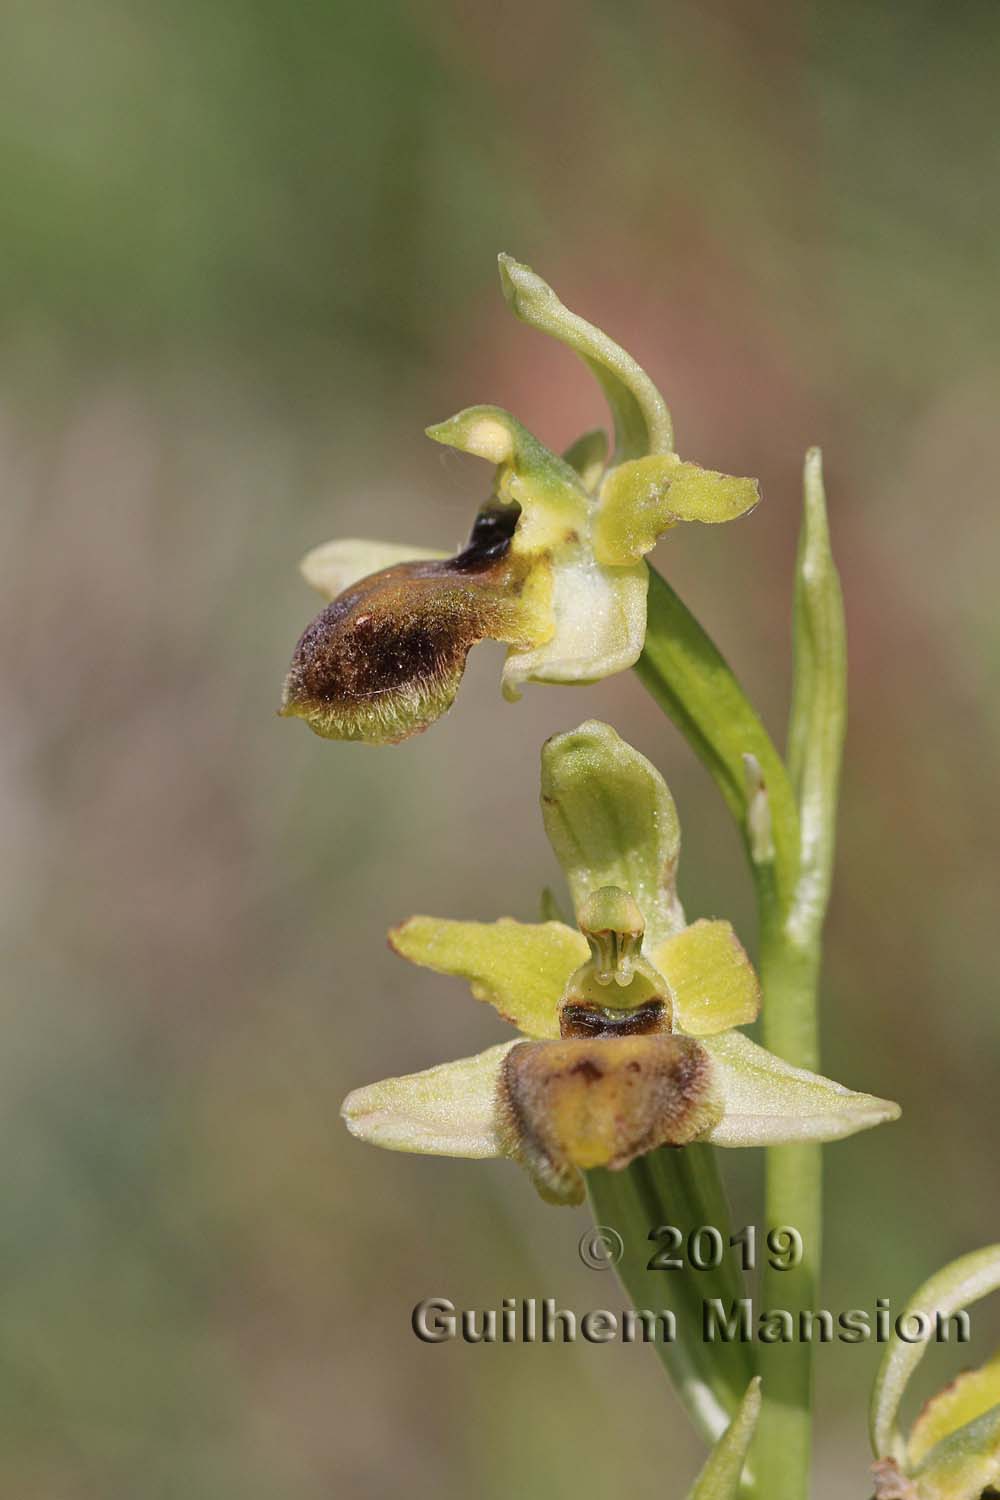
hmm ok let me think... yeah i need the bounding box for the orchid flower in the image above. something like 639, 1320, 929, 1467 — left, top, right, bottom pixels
342, 721, 899, 1203
280, 257, 759, 744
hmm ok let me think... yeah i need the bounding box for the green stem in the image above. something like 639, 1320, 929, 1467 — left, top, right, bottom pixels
637, 515, 844, 1500
753, 905, 822, 1497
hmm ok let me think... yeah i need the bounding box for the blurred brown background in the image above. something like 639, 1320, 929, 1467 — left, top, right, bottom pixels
2, 1, 999, 1496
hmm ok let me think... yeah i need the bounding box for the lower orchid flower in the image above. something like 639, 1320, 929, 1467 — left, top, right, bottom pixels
342, 721, 899, 1204
280, 256, 760, 744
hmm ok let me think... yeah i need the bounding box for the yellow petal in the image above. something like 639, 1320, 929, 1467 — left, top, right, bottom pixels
389, 916, 587, 1039
595, 455, 760, 566
651, 919, 761, 1036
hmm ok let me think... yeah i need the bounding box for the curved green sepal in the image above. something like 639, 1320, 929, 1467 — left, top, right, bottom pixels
702, 1030, 901, 1147
540, 719, 684, 948
871, 1245, 1000, 1461
388, 916, 585, 1039
498, 253, 673, 461
651, 919, 761, 1036
341, 1042, 517, 1158
595, 455, 759, 567
299, 538, 448, 601
684, 1377, 762, 1500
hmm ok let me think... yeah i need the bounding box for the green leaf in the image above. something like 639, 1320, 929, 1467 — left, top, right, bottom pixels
540, 719, 684, 947
498, 253, 674, 461
684, 1377, 763, 1500
586, 1144, 755, 1446
595, 454, 759, 567
389, 916, 586, 1039
870, 1245, 1000, 1460
341, 1042, 517, 1158
702, 1030, 900, 1146
636, 566, 801, 913
786, 448, 847, 947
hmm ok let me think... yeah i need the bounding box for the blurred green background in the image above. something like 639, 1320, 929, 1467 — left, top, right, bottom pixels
2, 1, 999, 1495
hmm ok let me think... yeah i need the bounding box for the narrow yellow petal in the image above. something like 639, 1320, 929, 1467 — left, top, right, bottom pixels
389, 916, 586, 1039
650, 919, 761, 1036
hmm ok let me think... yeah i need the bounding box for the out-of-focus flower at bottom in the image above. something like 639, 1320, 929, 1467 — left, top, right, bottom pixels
872, 1246, 1000, 1500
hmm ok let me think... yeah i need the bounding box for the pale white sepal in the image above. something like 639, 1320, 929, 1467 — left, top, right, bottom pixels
702, 1030, 901, 1147
300, 538, 448, 601
341, 1042, 517, 1158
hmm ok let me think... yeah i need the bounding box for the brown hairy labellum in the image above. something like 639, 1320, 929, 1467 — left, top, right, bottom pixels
280, 505, 548, 744
497, 1033, 721, 1205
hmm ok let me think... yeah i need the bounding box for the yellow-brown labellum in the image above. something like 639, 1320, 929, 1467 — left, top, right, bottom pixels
497, 1033, 720, 1205
280, 506, 547, 745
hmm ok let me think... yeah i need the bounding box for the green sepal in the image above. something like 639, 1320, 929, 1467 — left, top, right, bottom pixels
540, 719, 684, 948
498, 253, 673, 461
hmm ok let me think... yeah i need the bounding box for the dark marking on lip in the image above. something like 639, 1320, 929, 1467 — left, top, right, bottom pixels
560, 998, 667, 1039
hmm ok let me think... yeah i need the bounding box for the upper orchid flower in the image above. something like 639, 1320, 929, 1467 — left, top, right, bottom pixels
280, 256, 760, 744
341, 721, 899, 1203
